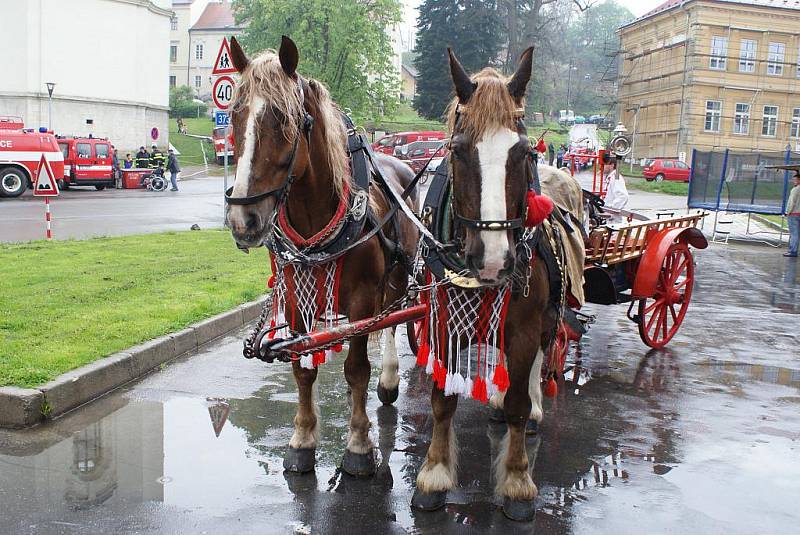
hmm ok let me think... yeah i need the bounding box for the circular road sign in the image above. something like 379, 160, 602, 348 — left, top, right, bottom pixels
213, 75, 236, 110
151, 127, 159, 141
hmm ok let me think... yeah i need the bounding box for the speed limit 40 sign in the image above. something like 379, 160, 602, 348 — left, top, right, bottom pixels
212, 75, 235, 110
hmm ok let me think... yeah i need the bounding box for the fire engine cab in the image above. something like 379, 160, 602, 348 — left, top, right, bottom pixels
0, 116, 65, 198
57, 136, 115, 190
212, 127, 234, 165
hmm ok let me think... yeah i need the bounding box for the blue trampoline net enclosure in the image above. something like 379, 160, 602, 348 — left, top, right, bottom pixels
688, 149, 793, 215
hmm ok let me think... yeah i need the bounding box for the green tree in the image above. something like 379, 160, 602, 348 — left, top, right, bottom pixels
233, 0, 402, 122
169, 85, 208, 118
414, 0, 504, 121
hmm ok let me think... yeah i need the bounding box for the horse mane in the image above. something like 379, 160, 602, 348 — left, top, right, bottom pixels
233, 50, 350, 196
446, 68, 520, 140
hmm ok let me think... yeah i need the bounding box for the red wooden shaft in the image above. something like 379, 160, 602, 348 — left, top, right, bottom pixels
270, 304, 426, 354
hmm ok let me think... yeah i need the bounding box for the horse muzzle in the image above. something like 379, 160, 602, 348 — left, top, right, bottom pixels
228, 205, 269, 249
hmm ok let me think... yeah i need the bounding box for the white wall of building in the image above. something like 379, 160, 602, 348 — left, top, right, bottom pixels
0, 0, 172, 151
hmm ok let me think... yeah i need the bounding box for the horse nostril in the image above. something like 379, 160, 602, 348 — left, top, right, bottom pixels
245, 212, 261, 232
466, 254, 483, 275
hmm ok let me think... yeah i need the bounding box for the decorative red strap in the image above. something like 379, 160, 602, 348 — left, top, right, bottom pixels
277, 181, 351, 246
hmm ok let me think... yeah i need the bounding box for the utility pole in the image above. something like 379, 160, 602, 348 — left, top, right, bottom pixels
45, 82, 56, 131
628, 104, 641, 173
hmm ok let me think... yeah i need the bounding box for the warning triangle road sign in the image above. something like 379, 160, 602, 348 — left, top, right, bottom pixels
212, 37, 238, 75
207, 399, 230, 437
33, 154, 59, 197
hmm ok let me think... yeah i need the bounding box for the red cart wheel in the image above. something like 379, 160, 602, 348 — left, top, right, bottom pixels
637, 242, 694, 348
406, 319, 422, 356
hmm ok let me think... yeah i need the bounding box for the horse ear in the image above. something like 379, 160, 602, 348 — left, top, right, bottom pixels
448, 48, 476, 103
279, 35, 299, 77
507, 47, 534, 101
229, 36, 249, 74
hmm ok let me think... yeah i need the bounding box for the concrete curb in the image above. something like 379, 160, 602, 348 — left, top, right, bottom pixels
0, 297, 267, 429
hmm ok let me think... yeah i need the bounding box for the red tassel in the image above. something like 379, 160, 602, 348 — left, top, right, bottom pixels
535, 138, 546, 153
525, 190, 553, 227
332, 343, 344, 353
472, 375, 488, 403
313, 350, 325, 366
267, 275, 276, 289
493, 363, 510, 392
267, 319, 277, 339
416, 340, 430, 367
433, 360, 447, 389
543, 377, 558, 398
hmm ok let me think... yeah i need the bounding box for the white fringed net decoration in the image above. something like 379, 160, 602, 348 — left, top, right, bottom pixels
416, 276, 511, 403
268, 255, 342, 369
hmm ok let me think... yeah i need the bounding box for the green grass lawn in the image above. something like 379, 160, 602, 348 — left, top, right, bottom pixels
169, 116, 216, 168
758, 214, 790, 230
0, 230, 270, 388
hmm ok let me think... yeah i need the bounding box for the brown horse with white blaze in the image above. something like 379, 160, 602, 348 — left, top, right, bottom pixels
410, 47, 556, 521
225, 36, 418, 476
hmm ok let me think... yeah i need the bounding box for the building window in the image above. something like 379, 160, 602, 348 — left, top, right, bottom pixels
705, 100, 722, 132
709, 36, 727, 70
195, 75, 202, 89
195, 43, 204, 60
767, 43, 784, 75
739, 39, 756, 73
791, 108, 800, 138
169, 75, 176, 88
170, 44, 177, 63
171, 16, 178, 31
762, 105, 778, 136
733, 103, 750, 135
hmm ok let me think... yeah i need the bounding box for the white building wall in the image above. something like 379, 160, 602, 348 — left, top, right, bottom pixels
0, 0, 172, 152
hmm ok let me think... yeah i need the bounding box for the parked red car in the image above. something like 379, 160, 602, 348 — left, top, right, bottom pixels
373, 131, 446, 155
394, 140, 448, 173
642, 158, 691, 182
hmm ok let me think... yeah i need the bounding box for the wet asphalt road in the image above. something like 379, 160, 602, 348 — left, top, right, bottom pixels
0, 174, 226, 243
1, 244, 799, 534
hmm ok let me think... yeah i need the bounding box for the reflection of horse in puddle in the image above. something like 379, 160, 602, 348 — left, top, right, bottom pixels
534, 347, 683, 523
282, 402, 402, 534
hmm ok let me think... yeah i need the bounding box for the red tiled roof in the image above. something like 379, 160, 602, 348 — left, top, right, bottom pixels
191, 2, 240, 31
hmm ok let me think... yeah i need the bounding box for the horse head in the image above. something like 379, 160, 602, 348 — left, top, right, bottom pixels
446, 47, 534, 284
225, 36, 348, 249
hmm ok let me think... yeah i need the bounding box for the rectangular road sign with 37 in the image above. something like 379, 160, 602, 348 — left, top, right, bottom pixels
215, 111, 230, 127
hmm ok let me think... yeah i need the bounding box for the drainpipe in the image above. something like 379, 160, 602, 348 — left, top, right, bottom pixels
676, 1, 690, 155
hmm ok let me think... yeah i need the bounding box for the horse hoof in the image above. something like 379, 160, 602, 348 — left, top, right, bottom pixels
283, 447, 316, 473
377, 384, 399, 405
526, 419, 539, 435
411, 489, 447, 511
489, 408, 506, 422
502, 497, 536, 522
341, 449, 376, 477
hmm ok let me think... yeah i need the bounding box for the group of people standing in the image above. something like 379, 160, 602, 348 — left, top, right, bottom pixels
544, 143, 569, 168
118, 144, 181, 191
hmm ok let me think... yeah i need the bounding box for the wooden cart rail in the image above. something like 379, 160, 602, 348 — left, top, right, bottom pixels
587, 212, 705, 265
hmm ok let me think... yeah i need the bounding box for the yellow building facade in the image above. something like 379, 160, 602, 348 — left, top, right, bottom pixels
618, 0, 800, 161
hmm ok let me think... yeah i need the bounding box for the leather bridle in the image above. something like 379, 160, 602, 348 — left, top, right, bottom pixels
224, 77, 314, 206
449, 104, 536, 233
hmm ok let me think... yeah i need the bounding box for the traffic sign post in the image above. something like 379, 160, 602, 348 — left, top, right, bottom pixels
215, 111, 230, 127
212, 75, 235, 110
33, 155, 59, 239
213, 38, 238, 226
212, 37, 237, 75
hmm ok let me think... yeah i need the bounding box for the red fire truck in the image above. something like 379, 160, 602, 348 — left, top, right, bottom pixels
212, 127, 234, 165
57, 136, 116, 190
0, 116, 65, 198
